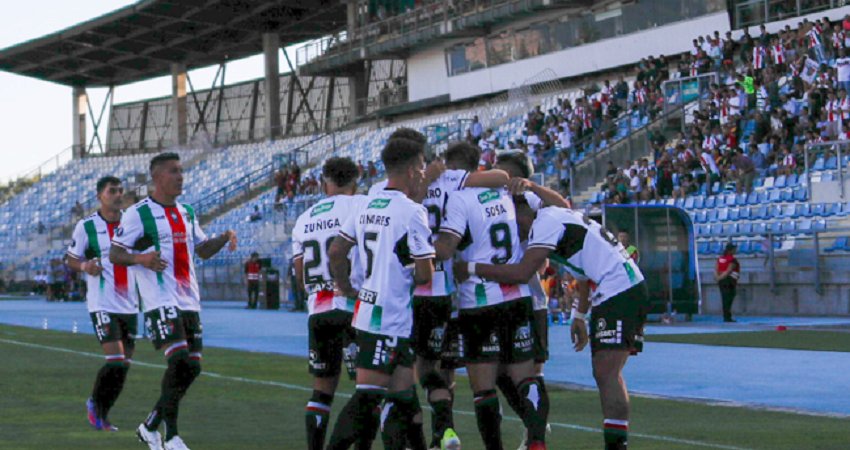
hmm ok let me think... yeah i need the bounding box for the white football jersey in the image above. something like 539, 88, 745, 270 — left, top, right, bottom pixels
68, 212, 139, 314
527, 207, 644, 306
441, 187, 530, 310
112, 197, 208, 312
339, 189, 434, 337
291, 194, 366, 316
367, 180, 388, 196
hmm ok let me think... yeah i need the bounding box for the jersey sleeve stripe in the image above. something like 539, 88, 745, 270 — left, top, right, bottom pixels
339, 231, 355, 243
292, 252, 304, 259
458, 171, 469, 189
412, 252, 436, 259
65, 250, 84, 259
528, 243, 557, 250
111, 241, 133, 250
440, 227, 463, 239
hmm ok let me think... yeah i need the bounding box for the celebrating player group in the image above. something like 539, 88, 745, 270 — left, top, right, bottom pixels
70, 129, 648, 450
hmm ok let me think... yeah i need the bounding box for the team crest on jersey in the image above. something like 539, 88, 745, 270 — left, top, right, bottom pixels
477, 190, 500, 204
115, 227, 124, 237
169, 210, 180, 222
310, 201, 334, 217
367, 198, 391, 209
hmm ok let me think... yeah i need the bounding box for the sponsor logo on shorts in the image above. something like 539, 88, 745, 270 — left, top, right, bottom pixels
596, 320, 623, 344
596, 318, 607, 331
514, 324, 533, 351
428, 327, 445, 352
482, 332, 500, 353
358, 289, 378, 304
309, 349, 327, 370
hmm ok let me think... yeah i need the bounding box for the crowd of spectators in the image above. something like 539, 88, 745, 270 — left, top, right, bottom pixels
595, 16, 850, 204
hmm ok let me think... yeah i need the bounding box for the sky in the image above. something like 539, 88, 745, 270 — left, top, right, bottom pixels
0, 1, 302, 184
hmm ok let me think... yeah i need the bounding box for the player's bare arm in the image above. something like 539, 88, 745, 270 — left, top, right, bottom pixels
570, 279, 590, 352
459, 247, 550, 285
507, 178, 570, 208
433, 232, 461, 261
195, 229, 237, 259
328, 235, 356, 297
464, 169, 510, 188
67, 255, 103, 277
109, 246, 168, 272
413, 257, 434, 285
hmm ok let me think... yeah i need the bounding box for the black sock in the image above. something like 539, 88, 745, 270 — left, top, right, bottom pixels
144, 349, 190, 439
305, 390, 333, 450
518, 377, 548, 444
536, 375, 549, 424
473, 390, 503, 450
92, 359, 125, 420
102, 363, 131, 419
496, 373, 524, 416
381, 388, 426, 450
326, 387, 385, 450
422, 372, 453, 444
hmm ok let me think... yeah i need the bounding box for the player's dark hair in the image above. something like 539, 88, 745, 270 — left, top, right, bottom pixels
322, 157, 359, 187
496, 151, 534, 178
389, 127, 427, 145
96, 175, 122, 194
444, 141, 480, 171
149, 152, 180, 175
381, 138, 424, 174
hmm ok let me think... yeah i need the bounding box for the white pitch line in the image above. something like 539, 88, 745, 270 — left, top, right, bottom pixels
0, 337, 750, 450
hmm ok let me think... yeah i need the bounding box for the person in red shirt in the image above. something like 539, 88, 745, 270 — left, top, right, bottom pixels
715, 243, 740, 322
245, 252, 262, 309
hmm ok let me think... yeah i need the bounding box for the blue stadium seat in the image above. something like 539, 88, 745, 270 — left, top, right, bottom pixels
739, 206, 752, 220
747, 191, 764, 205
781, 189, 794, 202
704, 196, 717, 208
725, 193, 737, 206
770, 222, 783, 233
793, 187, 807, 202
813, 219, 827, 231
739, 222, 753, 234
812, 203, 826, 217
826, 155, 838, 170
753, 205, 769, 220
697, 224, 710, 235
822, 171, 834, 182
674, 197, 685, 208
736, 192, 748, 206
836, 203, 849, 217
786, 173, 799, 187
768, 189, 782, 203
717, 207, 729, 221
729, 208, 740, 221
710, 224, 724, 236
693, 195, 705, 209
781, 204, 797, 218
695, 211, 707, 223
706, 209, 718, 222
739, 241, 753, 255
684, 196, 695, 209
708, 241, 723, 254
813, 157, 826, 171
697, 241, 710, 254
774, 175, 787, 188
797, 204, 811, 218
828, 203, 843, 216
723, 223, 738, 235
768, 205, 783, 218
798, 219, 812, 232
825, 237, 849, 252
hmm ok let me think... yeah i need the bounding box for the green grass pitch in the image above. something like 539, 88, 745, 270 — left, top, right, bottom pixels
0, 324, 848, 449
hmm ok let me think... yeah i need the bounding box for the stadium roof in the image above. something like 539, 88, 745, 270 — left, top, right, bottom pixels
0, 0, 346, 88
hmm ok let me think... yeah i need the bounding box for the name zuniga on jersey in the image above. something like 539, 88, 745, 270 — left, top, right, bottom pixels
303, 218, 342, 234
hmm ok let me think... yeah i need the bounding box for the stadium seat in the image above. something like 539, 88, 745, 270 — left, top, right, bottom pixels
704, 196, 717, 208
813, 157, 825, 171
762, 176, 775, 189
695, 211, 707, 223
708, 241, 723, 254
781, 204, 797, 218
717, 207, 729, 221
706, 209, 718, 223
774, 175, 786, 188
828, 203, 843, 216
739, 206, 752, 220
825, 237, 848, 252
770, 222, 783, 233
822, 171, 834, 182
797, 204, 810, 218
747, 191, 764, 205
739, 240, 753, 255
728, 208, 740, 221
736, 192, 748, 206
753, 205, 769, 220
781, 189, 794, 202
768, 189, 782, 203
787, 173, 799, 187
722, 223, 738, 235
725, 193, 736, 207
674, 197, 685, 208
826, 155, 838, 170
693, 195, 705, 209
798, 218, 812, 232
812, 203, 826, 217
684, 196, 695, 209
793, 187, 807, 201
739, 222, 753, 234
697, 241, 710, 254
813, 219, 827, 231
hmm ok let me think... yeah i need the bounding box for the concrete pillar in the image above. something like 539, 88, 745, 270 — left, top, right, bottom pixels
349, 63, 369, 121
72, 87, 87, 159
263, 33, 282, 140
171, 63, 187, 147
346, 0, 358, 37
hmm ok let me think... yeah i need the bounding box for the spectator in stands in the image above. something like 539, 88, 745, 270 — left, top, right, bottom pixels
471, 115, 483, 142
71, 201, 84, 220
37, 221, 45, 234
734, 148, 756, 194
249, 205, 262, 222
715, 242, 740, 323
274, 167, 288, 210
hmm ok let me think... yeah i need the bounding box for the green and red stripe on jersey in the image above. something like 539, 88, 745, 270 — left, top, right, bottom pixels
164, 206, 191, 296
314, 289, 334, 314
106, 222, 129, 299
83, 220, 106, 291
138, 204, 164, 287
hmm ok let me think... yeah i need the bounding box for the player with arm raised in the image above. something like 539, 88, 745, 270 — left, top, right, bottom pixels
456, 204, 648, 450
433, 172, 549, 450
110, 152, 237, 450
325, 138, 435, 450
291, 157, 365, 450
67, 176, 138, 432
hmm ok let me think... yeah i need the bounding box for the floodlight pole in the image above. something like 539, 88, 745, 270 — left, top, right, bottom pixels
263, 33, 283, 140
171, 63, 188, 147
